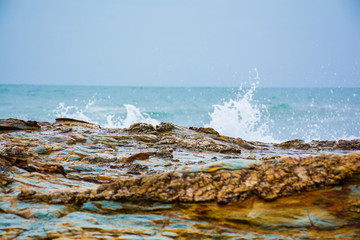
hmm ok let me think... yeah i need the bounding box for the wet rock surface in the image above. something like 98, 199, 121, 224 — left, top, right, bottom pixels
0, 118, 41, 132
1, 118, 360, 239
275, 138, 360, 150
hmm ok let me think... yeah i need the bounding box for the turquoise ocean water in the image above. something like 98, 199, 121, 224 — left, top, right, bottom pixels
1, 84, 359, 142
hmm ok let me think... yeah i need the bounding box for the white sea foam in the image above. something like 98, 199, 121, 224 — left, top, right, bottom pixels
205, 83, 277, 143
104, 104, 160, 128
53, 101, 159, 128
53, 102, 94, 123
48, 86, 359, 142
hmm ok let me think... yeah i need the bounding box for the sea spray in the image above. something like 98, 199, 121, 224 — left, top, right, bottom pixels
205, 84, 276, 142
53, 101, 159, 128
53, 102, 95, 123
3, 85, 357, 141
104, 104, 160, 128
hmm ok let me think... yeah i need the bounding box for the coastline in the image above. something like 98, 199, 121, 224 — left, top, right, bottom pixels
1, 118, 360, 239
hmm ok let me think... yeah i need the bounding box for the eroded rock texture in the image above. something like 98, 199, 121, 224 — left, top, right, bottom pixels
18, 153, 360, 204
1, 118, 360, 239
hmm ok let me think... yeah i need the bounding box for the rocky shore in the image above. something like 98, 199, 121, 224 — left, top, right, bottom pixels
1, 118, 360, 239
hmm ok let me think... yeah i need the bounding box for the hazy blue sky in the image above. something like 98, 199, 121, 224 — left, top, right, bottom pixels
1, 0, 359, 87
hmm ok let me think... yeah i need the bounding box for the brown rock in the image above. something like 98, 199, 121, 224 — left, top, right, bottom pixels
54, 118, 100, 129
153, 148, 174, 159
309, 140, 336, 149
1, 154, 66, 176
275, 139, 310, 150
126, 123, 155, 133
0, 118, 41, 132
19, 153, 360, 205
197, 127, 220, 136
156, 122, 175, 132
346, 199, 360, 213
335, 139, 360, 150
123, 152, 151, 163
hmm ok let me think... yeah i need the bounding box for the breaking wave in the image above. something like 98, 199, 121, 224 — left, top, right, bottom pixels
52, 101, 95, 123
48, 83, 359, 142
104, 104, 160, 128
53, 101, 159, 128
51, 84, 277, 142
205, 83, 277, 142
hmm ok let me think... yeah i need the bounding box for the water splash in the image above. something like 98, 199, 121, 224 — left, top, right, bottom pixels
205, 83, 276, 142
104, 104, 160, 128
53, 102, 95, 123
53, 101, 159, 128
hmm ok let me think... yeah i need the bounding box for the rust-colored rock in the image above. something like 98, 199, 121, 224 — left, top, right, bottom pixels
0, 118, 41, 132
275, 139, 360, 150
123, 152, 151, 163
197, 127, 220, 136
1, 155, 66, 176
346, 199, 360, 213
18, 153, 360, 205
1, 118, 360, 239
54, 118, 100, 129
0, 175, 14, 186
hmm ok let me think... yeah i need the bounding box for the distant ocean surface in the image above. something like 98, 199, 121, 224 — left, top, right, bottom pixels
1, 84, 359, 142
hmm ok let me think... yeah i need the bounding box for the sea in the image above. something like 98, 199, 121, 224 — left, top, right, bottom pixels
1, 84, 359, 143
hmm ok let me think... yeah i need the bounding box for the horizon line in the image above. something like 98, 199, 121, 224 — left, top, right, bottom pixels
1, 83, 360, 89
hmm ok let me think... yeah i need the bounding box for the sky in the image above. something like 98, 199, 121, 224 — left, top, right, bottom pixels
0, 0, 360, 87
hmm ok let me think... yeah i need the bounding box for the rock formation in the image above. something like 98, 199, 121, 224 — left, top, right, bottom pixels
1, 118, 359, 239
